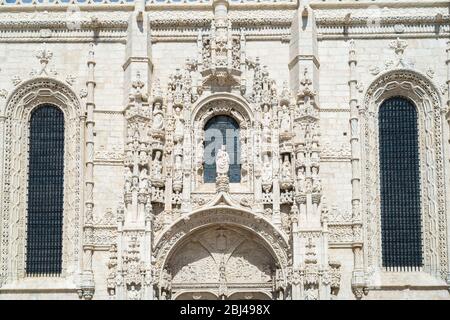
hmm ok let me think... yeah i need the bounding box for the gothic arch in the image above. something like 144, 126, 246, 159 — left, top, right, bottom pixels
361, 69, 447, 283
153, 206, 290, 298
0, 77, 83, 285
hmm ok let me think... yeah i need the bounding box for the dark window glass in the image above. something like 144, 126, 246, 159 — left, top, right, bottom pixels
379, 97, 422, 270
204, 115, 241, 183
26, 105, 64, 276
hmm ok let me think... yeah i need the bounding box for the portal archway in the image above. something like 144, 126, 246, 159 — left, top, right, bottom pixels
165, 225, 277, 300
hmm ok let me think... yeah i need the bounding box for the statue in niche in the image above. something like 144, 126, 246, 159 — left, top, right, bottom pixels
174, 155, 183, 183
216, 145, 230, 175
152, 102, 164, 131
311, 166, 322, 193
280, 155, 292, 181
297, 167, 306, 194
128, 284, 141, 300
159, 268, 172, 300
173, 141, 183, 158
304, 124, 312, 142
139, 150, 147, 166
151, 150, 163, 180
125, 167, 133, 192
279, 105, 291, 133
174, 106, 184, 142
125, 149, 133, 166
133, 128, 140, 142
261, 153, 273, 186
139, 168, 148, 192
261, 104, 271, 142
195, 133, 204, 183
275, 269, 285, 300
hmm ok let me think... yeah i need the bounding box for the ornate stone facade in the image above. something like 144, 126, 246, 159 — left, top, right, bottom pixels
0, 0, 449, 300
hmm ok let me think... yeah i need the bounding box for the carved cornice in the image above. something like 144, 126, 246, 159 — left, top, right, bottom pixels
0, 0, 296, 10
148, 9, 294, 28
310, 0, 450, 10
316, 15, 450, 27
0, 12, 129, 29
314, 4, 450, 37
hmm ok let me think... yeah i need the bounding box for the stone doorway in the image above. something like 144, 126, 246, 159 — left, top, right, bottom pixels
165, 225, 278, 300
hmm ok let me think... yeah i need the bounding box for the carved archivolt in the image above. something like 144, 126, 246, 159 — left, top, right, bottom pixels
191, 93, 253, 128
361, 69, 447, 281
0, 77, 82, 284
168, 227, 275, 287
153, 206, 290, 290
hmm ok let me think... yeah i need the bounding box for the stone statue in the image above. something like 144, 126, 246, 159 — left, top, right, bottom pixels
152, 102, 164, 131
281, 155, 292, 181
139, 168, 148, 192
174, 106, 184, 142
280, 105, 291, 133
297, 167, 306, 193
261, 153, 272, 185
139, 150, 147, 166
174, 155, 183, 182
216, 145, 230, 175
159, 268, 172, 300
261, 104, 271, 141
128, 284, 141, 300
311, 166, 322, 193
124, 167, 132, 192
152, 150, 163, 180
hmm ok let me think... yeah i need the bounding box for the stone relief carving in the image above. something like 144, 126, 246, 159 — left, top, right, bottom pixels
369, 38, 415, 76
166, 227, 276, 299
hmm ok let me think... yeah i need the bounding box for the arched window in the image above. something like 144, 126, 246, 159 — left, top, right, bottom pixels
26, 105, 65, 276
204, 115, 240, 183
379, 97, 422, 270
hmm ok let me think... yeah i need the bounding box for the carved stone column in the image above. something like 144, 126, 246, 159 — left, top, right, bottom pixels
0, 115, 6, 255
80, 43, 96, 300
348, 40, 366, 299
164, 94, 174, 214
272, 116, 282, 227
254, 125, 264, 214
445, 40, 450, 287
181, 111, 192, 214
